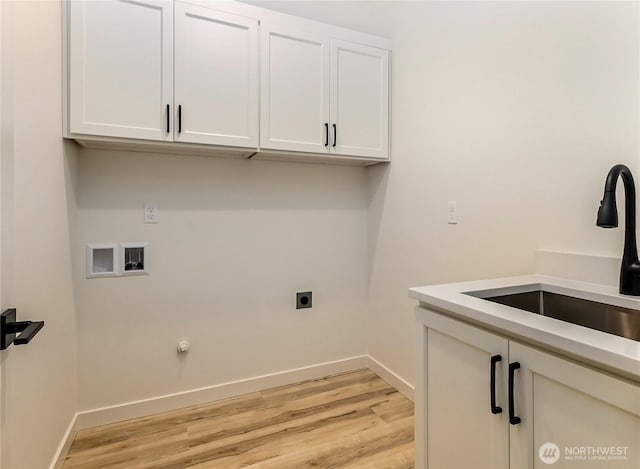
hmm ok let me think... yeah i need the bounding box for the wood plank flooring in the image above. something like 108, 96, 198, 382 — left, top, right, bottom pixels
64, 369, 415, 469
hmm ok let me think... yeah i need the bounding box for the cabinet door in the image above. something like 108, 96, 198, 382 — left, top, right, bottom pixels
509, 342, 640, 469
260, 24, 330, 153
330, 39, 389, 159
174, 3, 258, 147
68, 0, 173, 141
416, 308, 510, 469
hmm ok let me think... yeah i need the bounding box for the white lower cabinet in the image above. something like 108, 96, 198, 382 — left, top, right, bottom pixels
417, 308, 510, 469
416, 307, 640, 469
509, 342, 640, 469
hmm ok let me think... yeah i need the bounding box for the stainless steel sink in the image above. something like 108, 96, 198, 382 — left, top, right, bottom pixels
481, 290, 640, 341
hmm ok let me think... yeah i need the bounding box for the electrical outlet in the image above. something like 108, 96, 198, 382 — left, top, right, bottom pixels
296, 291, 312, 309
447, 201, 458, 224
144, 203, 158, 223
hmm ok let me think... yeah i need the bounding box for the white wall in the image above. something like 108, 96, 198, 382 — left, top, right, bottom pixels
252, 1, 639, 385
370, 0, 638, 385
1, 2, 78, 468
0, 0, 632, 463
71, 0, 638, 415
74, 151, 368, 410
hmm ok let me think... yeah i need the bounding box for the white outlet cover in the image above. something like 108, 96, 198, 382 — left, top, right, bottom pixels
144, 203, 158, 223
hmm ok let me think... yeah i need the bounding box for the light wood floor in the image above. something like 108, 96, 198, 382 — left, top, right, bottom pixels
63, 369, 415, 469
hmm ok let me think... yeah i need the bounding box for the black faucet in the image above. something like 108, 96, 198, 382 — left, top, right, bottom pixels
597, 164, 640, 296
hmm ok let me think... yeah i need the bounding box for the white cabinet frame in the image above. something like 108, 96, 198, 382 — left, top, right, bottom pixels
260, 24, 330, 154
68, 0, 173, 141
330, 39, 389, 159
174, 2, 258, 147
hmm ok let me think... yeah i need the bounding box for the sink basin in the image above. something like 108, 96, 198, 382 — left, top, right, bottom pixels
476, 290, 640, 341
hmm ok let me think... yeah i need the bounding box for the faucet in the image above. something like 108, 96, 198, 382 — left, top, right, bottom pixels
597, 164, 640, 296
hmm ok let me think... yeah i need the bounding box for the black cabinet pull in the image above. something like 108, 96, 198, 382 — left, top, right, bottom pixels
324, 123, 329, 147
508, 362, 521, 425
178, 105, 182, 134
166, 104, 170, 133
490, 355, 502, 414
332, 123, 337, 147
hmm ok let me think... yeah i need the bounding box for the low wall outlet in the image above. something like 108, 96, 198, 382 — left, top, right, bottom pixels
296, 291, 312, 309
144, 203, 158, 223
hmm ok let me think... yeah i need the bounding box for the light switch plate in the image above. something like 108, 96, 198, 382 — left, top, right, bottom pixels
448, 201, 458, 224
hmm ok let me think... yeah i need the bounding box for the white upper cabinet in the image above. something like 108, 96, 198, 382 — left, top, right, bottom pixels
68, 0, 173, 141
260, 24, 390, 159
64, 0, 392, 164
260, 25, 330, 153
330, 40, 389, 159
174, 3, 258, 147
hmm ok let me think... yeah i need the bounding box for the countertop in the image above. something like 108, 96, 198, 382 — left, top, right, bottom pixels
409, 275, 640, 381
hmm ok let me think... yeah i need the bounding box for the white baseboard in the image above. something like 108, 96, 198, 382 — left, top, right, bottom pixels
50, 413, 78, 469
74, 355, 369, 430
367, 355, 415, 402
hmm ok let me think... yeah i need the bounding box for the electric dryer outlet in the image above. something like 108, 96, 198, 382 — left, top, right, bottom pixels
296, 292, 312, 309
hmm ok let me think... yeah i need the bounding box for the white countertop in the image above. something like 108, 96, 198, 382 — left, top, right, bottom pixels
409, 275, 640, 381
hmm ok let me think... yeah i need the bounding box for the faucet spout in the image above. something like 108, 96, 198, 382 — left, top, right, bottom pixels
597, 164, 640, 296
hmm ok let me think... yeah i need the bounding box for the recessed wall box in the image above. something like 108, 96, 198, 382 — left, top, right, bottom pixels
86, 243, 117, 278
120, 242, 149, 276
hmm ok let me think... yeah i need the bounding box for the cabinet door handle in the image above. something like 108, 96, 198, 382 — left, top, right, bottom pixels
490, 354, 502, 414
332, 123, 337, 147
166, 104, 170, 133
178, 105, 182, 134
508, 362, 521, 425
324, 123, 329, 147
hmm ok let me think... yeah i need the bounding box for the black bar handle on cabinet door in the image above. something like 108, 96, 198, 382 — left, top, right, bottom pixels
166, 104, 170, 133
332, 123, 337, 147
324, 123, 329, 147
508, 362, 521, 425
178, 105, 182, 134
490, 354, 503, 414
